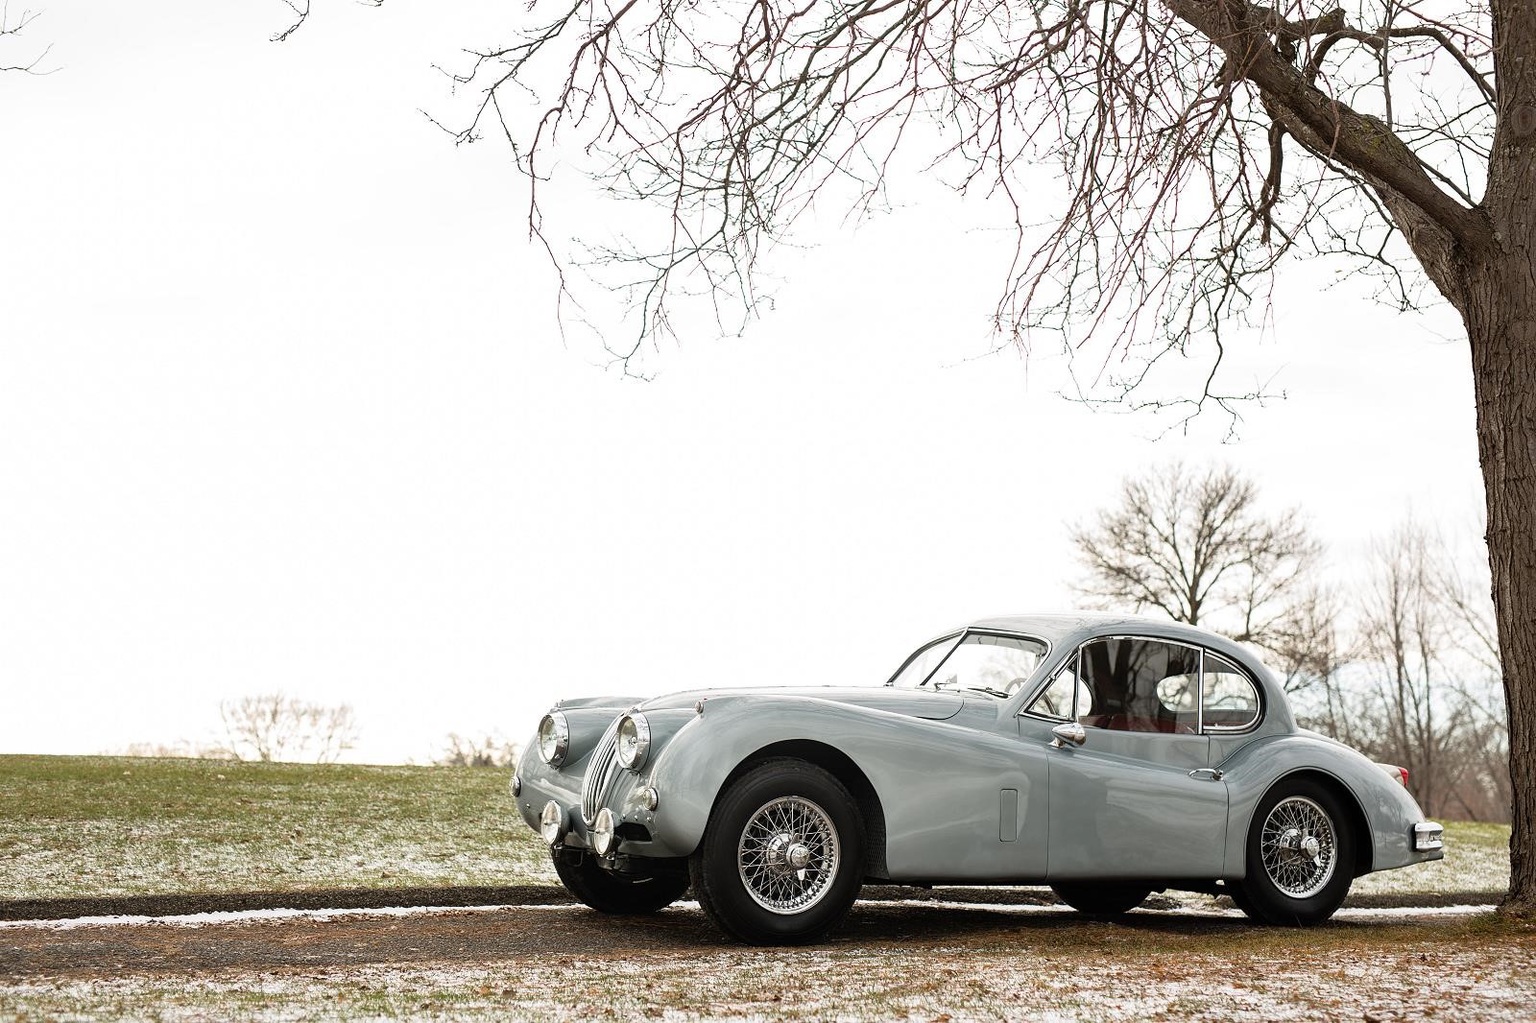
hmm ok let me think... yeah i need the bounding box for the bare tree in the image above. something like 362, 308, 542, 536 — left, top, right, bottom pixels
1435, 534, 1512, 820
1350, 526, 1474, 818
1071, 463, 1322, 679
117, 740, 233, 760
219, 693, 358, 764
1262, 583, 1348, 699
1280, 521, 1510, 820
436, 732, 519, 768
278, 0, 1536, 914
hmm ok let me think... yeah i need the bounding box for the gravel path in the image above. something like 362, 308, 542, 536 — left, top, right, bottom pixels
3, 899, 1532, 1021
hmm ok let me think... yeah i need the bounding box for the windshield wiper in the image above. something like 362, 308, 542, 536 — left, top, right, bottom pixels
960, 686, 1010, 699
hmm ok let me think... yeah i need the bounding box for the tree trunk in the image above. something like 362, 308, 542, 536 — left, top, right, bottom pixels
1463, 254, 1536, 916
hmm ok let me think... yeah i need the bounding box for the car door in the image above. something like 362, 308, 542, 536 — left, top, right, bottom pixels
1039, 637, 1230, 880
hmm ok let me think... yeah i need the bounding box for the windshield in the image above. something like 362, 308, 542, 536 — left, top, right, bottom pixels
888, 631, 1049, 697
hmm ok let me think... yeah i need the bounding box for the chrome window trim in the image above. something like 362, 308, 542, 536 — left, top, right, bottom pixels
1199, 650, 1265, 735
1015, 634, 1269, 736
1019, 646, 1081, 722
884, 631, 964, 687
900, 629, 1051, 694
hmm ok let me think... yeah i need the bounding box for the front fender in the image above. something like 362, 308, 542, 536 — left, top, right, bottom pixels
640, 694, 1050, 880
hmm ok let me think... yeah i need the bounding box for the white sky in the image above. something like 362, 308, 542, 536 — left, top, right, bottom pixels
0, 1, 1486, 763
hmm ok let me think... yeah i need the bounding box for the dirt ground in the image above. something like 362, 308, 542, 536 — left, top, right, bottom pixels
3, 898, 1534, 1021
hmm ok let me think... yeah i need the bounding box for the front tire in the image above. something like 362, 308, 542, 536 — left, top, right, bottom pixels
690, 759, 865, 945
1235, 778, 1355, 926
1050, 882, 1152, 918
553, 851, 690, 914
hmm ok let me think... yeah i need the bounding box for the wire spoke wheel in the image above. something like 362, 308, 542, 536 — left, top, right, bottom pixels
736, 795, 841, 915
1259, 795, 1337, 899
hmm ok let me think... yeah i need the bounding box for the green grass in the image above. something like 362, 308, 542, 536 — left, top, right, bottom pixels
0, 755, 553, 900
0, 754, 1511, 903
1352, 817, 1510, 897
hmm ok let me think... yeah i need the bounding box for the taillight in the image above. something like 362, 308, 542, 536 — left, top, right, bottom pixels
1396, 767, 1409, 787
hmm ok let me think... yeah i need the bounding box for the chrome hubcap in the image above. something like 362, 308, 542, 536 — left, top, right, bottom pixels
1261, 796, 1337, 899
738, 796, 840, 915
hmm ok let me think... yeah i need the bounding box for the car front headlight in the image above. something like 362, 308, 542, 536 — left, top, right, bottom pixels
616, 713, 650, 770
537, 711, 570, 766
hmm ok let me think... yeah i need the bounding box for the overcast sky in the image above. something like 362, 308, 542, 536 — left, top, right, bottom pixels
0, 1, 1486, 763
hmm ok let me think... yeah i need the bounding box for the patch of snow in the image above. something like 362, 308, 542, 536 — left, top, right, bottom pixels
0, 902, 573, 931
0, 896, 1491, 936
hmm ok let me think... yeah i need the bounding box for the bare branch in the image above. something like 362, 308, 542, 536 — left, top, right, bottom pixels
1, 4, 56, 75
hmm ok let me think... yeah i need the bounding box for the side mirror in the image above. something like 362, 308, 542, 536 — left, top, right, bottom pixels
1050, 722, 1087, 749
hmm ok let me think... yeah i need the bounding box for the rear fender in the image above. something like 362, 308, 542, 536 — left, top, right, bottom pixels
1219, 735, 1438, 877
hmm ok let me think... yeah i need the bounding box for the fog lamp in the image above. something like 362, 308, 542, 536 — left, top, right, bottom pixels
539, 800, 566, 847
592, 807, 618, 856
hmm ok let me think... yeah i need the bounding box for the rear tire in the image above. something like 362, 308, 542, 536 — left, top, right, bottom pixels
552, 851, 690, 915
1050, 882, 1152, 918
690, 758, 865, 945
1235, 778, 1355, 926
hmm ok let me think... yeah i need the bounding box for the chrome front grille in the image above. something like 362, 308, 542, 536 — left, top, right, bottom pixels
580, 715, 624, 825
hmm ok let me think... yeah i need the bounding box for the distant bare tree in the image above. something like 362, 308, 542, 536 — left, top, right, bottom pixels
1436, 538, 1512, 820
219, 693, 358, 764
1349, 528, 1473, 817
118, 740, 233, 760
1071, 463, 1322, 683
1262, 584, 1347, 700
436, 732, 518, 769
1283, 522, 1510, 821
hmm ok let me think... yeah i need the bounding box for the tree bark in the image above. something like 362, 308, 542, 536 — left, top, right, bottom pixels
1463, 250, 1536, 916
1465, 0, 1536, 910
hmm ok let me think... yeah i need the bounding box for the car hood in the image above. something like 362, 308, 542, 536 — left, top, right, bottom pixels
637, 686, 967, 721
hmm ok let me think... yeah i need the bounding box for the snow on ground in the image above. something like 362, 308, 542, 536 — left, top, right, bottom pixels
0, 897, 1496, 932
5, 920, 1534, 1023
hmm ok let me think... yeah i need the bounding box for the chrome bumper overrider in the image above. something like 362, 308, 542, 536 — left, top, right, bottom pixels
1413, 821, 1444, 852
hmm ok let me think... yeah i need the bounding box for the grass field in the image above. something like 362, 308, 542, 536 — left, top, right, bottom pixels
0, 755, 553, 901
0, 754, 1509, 903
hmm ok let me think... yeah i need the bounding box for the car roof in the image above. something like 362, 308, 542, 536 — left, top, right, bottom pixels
959, 612, 1295, 731
965, 611, 1217, 641
961, 611, 1274, 671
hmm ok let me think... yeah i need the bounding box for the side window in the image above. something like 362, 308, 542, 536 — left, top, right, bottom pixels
1026, 656, 1081, 720
1079, 638, 1201, 734
1203, 654, 1261, 730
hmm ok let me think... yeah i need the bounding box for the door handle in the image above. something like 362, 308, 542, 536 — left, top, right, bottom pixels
1188, 767, 1225, 781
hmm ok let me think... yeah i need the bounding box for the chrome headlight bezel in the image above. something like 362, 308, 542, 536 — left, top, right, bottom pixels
616, 712, 651, 770
537, 711, 571, 767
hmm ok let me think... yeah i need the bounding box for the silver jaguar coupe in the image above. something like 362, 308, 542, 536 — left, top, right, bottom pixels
511, 613, 1444, 944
